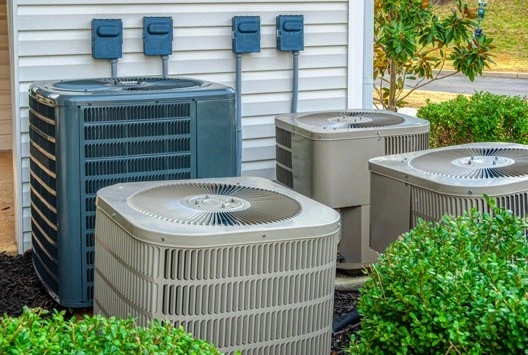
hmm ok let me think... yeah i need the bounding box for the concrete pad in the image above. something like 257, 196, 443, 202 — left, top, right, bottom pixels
335, 270, 369, 292
398, 107, 418, 117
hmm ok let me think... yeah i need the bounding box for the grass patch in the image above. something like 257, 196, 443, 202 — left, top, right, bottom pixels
437, 0, 528, 73
399, 90, 469, 108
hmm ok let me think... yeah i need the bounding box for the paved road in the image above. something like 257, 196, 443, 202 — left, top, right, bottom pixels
405, 75, 528, 97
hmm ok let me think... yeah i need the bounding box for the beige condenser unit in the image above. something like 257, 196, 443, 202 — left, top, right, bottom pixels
94, 177, 340, 355
369, 142, 528, 253
275, 109, 430, 269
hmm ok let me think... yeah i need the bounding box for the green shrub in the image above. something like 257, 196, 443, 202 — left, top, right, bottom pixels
347, 202, 528, 354
0, 308, 222, 354
417, 92, 528, 147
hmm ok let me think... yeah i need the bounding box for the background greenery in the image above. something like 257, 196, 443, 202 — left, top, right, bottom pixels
347, 203, 528, 354
0, 309, 222, 355
417, 92, 528, 147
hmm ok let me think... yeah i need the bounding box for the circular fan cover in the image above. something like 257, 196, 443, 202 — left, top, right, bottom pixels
409, 147, 528, 179
51, 77, 203, 92
296, 111, 405, 129
128, 182, 302, 226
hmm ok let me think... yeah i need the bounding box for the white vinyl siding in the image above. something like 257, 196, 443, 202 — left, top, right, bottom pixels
0, 0, 10, 150
12, 0, 349, 251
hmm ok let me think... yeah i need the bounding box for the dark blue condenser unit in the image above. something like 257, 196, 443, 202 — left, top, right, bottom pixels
29, 77, 236, 307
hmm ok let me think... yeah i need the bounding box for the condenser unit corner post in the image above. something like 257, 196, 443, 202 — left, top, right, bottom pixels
29, 77, 236, 307
196, 93, 237, 177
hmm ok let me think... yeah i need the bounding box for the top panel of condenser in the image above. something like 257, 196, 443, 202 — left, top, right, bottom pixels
29, 77, 235, 106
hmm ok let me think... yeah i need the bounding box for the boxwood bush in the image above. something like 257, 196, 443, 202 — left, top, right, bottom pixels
417, 92, 528, 147
0, 308, 222, 354
347, 202, 528, 354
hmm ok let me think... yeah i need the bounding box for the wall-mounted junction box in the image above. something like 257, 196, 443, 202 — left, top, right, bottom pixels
276, 15, 304, 51
143, 17, 173, 56
91, 19, 123, 59
232, 16, 261, 54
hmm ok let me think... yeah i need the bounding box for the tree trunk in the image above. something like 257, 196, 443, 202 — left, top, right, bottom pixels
388, 57, 397, 111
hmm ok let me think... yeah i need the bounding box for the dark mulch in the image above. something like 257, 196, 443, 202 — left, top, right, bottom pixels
332, 290, 361, 354
0, 251, 69, 316
0, 250, 361, 353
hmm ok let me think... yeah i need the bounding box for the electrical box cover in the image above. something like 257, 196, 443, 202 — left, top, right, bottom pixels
92, 19, 123, 59
276, 15, 304, 51
143, 17, 173, 56
232, 16, 260, 54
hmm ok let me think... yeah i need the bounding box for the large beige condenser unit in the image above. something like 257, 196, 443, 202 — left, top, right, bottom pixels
369, 142, 528, 253
275, 109, 430, 269
94, 177, 340, 355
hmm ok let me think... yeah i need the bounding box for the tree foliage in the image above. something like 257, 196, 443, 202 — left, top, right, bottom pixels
374, 0, 494, 111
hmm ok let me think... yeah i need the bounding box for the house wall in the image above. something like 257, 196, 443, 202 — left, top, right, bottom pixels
0, 0, 11, 150
10, 0, 356, 252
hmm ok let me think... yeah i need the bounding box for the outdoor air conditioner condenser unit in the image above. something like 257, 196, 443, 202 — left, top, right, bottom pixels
28, 77, 236, 307
369, 142, 528, 253
94, 177, 340, 355
275, 109, 430, 269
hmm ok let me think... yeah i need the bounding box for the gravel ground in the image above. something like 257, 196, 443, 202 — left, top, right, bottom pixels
0, 250, 361, 353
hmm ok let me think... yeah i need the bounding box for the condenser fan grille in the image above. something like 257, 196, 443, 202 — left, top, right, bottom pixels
50, 77, 204, 92
296, 111, 405, 129
409, 147, 528, 179
128, 182, 302, 226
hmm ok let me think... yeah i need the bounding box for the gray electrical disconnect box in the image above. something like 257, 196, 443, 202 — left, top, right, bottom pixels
276, 15, 304, 51
91, 19, 123, 59
143, 17, 173, 56
232, 16, 261, 53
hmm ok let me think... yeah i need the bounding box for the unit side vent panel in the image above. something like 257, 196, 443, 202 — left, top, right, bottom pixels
276, 127, 292, 149
496, 193, 528, 218
275, 127, 293, 188
29, 96, 58, 296
385, 133, 429, 155
84, 103, 191, 123
84, 120, 191, 140
94, 210, 337, 352
411, 186, 528, 230
80, 103, 195, 302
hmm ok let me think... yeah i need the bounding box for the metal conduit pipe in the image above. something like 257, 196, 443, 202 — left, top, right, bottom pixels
291, 51, 299, 113
110, 59, 118, 79
161, 55, 169, 79
235, 53, 243, 176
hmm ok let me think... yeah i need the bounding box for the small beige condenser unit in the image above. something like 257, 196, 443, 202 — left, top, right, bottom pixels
94, 177, 340, 355
275, 109, 430, 269
369, 142, 528, 253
